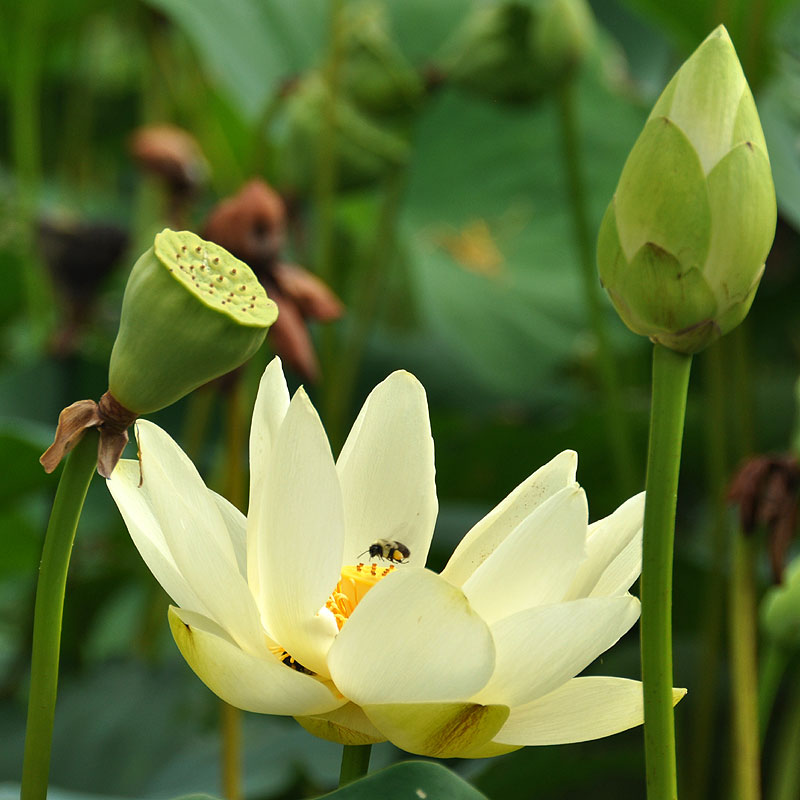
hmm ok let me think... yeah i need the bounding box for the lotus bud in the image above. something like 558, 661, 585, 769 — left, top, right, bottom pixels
278, 74, 410, 192
340, 1, 424, 121
443, 0, 594, 105
597, 26, 776, 353
761, 556, 800, 651
41, 229, 277, 477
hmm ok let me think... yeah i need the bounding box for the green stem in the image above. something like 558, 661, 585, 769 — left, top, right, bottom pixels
324, 168, 407, 450
768, 665, 800, 800
315, 0, 346, 394
21, 432, 98, 800
729, 529, 762, 800
11, 0, 53, 343
641, 344, 692, 800
338, 744, 372, 787
221, 699, 242, 800
555, 82, 637, 497
758, 642, 789, 742
684, 342, 729, 800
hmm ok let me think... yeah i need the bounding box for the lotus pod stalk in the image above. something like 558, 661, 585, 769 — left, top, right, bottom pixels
597, 25, 777, 354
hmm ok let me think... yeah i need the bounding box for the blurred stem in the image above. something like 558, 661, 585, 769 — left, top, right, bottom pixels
684, 342, 729, 800
221, 700, 242, 800
11, 0, 53, 341
555, 82, 636, 498
21, 432, 98, 800
728, 529, 761, 800
641, 344, 692, 800
768, 666, 800, 800
220, 377, 247, 800
758, 641, 789, 742
324, 168, 407, 451
730, 324, 755, 457
316, 0, 346, 392
339, 744, 371, 786
182, 385, 217, 464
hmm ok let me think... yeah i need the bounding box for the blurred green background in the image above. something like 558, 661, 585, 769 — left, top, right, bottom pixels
2, 0, 800, 798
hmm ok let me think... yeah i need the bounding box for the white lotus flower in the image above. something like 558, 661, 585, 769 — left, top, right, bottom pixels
106, 358, 684, 757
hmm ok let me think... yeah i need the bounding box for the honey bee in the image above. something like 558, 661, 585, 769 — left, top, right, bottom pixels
359, 539, 410, 564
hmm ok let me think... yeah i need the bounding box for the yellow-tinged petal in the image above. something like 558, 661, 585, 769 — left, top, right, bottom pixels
493, 677, 686, 746
473, 595, 641, 708
363, 702, 510, 758
442, 450, 578, 587
327, 569, 495, 704
337, 370, 437, 568
257, 387, 344, 676
108, 459, 210, 618
564, 492, 644, 600
462, 486, 588, 623
120, 422, 266, 655
209, 489, 247, 578
295, 703, 387, 746
247, 357, 290, 597
169, 607, 344, 716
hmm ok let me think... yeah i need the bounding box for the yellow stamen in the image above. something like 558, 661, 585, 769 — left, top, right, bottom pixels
326, 562, 396, 630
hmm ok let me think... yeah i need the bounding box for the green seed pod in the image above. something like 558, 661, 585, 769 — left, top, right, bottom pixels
278, 74, 410, 193
108, 229, 277, 414
340, 1, 424, 121
761, 557, 800, 650
442, 0, 594, 105
597, 26, 776, 354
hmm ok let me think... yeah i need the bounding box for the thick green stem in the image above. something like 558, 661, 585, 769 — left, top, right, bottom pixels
21, 432, 98, 800
684, 343, 729, 800
339, 744, 372, 787
729, 529, 762, 800
641, 344, 692, 800
556, 82, 637, 497
758, 641, 789, 742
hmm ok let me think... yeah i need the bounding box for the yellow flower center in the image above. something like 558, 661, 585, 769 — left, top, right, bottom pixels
325, 562, 396, 630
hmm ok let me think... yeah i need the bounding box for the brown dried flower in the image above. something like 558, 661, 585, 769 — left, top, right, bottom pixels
203, 180, 343, 381
130, 124, 208, 226
728, 454, 800, 582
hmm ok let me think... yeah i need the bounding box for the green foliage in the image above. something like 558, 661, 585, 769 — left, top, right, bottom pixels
317, 761, 488, 799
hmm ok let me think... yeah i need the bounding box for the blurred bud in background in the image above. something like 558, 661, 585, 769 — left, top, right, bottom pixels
442, 0, 595, 105
130, 124, 209, 227
37, 218, 129, 356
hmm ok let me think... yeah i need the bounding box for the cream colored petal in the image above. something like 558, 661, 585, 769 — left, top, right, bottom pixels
133, 421, 266, 655
257, 388, 344, 676
441, 450, 578, 586
495, 677, 686, 746
107, 460, 209, 617
295, 703, 387, 746
362, 702, 509, 758
337, 371, 437, 568
564, 492, 644, 600
462, 487, 588, 624
327, 569, 494, 704
169, 607, 344, 716
473, 595, 641, 708
247, 358, 291, 598
590, 531, 642, 598
209, 490, 247, 578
